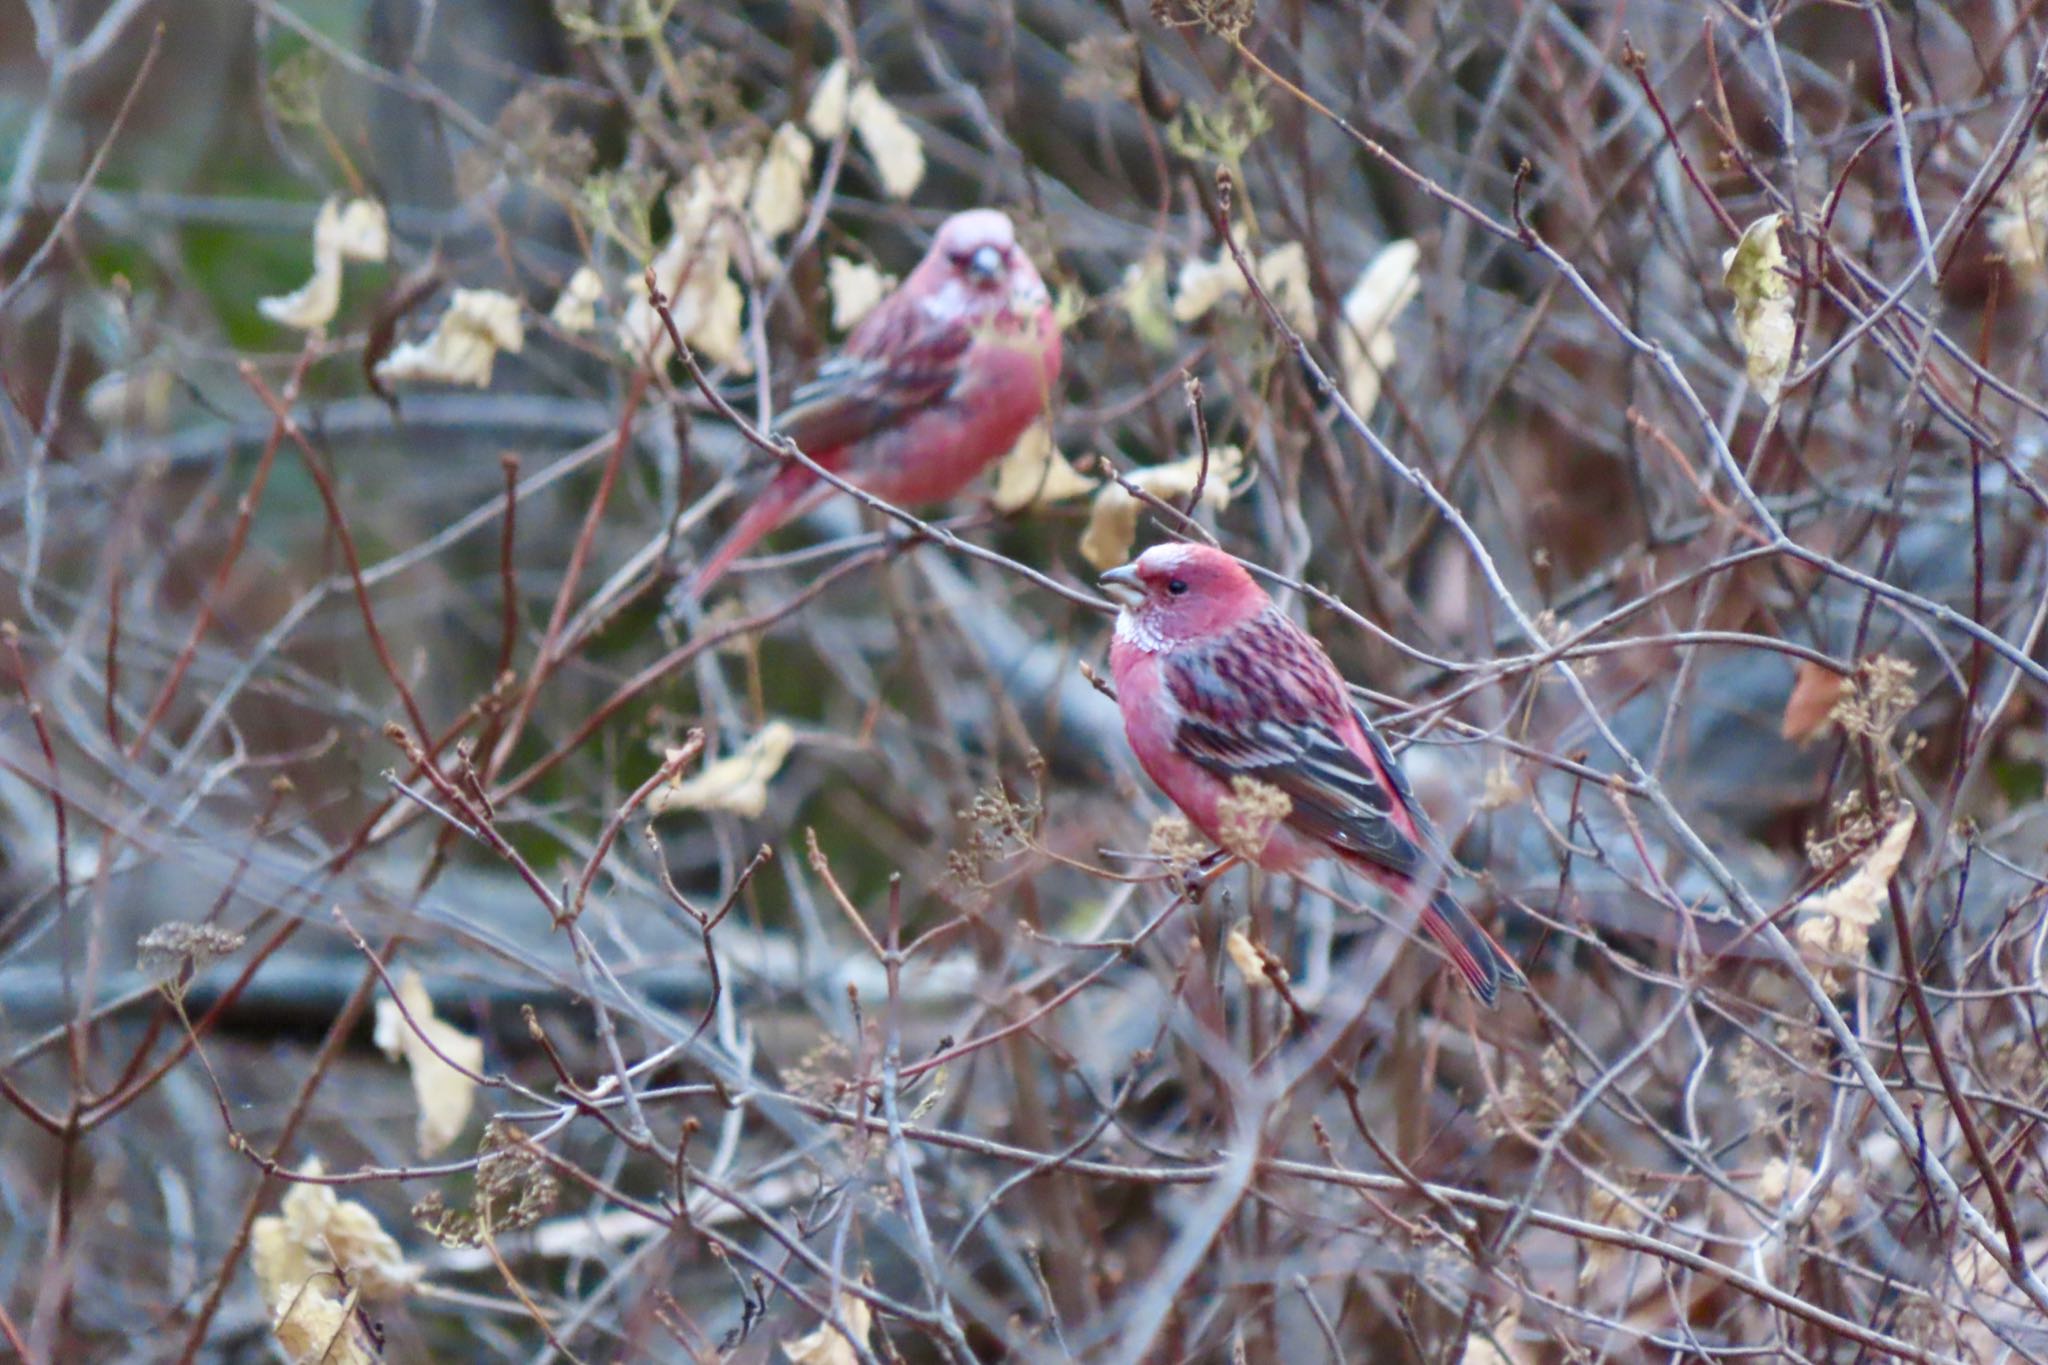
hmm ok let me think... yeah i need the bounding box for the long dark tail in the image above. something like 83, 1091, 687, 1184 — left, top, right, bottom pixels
679, 464, 815, 602
1418, 891, 1526, 1008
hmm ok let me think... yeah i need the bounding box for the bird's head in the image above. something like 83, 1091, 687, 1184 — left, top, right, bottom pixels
910, 209, 1050, 321
1099, 543, 1269, 647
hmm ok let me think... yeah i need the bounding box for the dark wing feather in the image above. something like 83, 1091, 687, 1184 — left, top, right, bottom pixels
775, 293, 973, 457
1165, 613, 1444, 881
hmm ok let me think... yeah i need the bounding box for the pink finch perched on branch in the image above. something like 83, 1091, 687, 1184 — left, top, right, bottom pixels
681, 209, 1062, 598
1102, 543, 1525, 1006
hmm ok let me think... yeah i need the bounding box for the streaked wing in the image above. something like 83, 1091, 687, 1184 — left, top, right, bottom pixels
1164, 613, 1436, 878
776, 295, 973, 458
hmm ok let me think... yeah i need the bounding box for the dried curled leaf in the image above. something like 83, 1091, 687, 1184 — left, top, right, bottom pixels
1078, 443, 1245, 571
1459, 1310, 1525, 1365
991, 422, 1095, 513
1991, 144, 2048, 278
827, 256, 896, 333
620, 160, 756, 373
376, 289, 526, 388
258, 197, 390, 333
373, 967, 483, 1156
270, 1284, 376, 1365
1118, 251, 1176, 351
806, 58, 853, 138
1781, 660, 1847, 742
848, 81, 925, 199
1225, 921, 1286, 989
1171, 240, 1314, 331
649, 722, 796, 819
85, 366, 175, 432
1338, 239, 1420, 418
1171, 251, 1243, 323
250, 1157, 417, 1308
750, 122, 815, 240
548, 266, 605, 333
782, 1291, 872, 1365
1721, 213, 1797, 403
1793, 808, 1915, 979
1256, 241, 1315, 332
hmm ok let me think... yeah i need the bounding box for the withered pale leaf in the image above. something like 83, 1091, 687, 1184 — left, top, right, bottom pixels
85, 366, 175, 432
548, 266, 604, 333
1118, 252, 1176, 351
271, 1284, 377, 1365
750, 123, 815, 240
1224, 922, 1285, 989
991, 422, 1095, 513
806, 59, 853, 139
781, 1292, 872, 1365
1170, 251, 1242, 323
827, 256, 895, 333
330, 199, 390, 264
649, 722, 797, 819
1794, 809, 1916, 980
848, 81, 925, 199
1781, 661, 1847, 742
252, 1157, 416, 1309
376, 289, 525, 388
1078, 444, 1244, 571
374, 968, 483, 1156
1991, 145, 2048, 278
1256, 241, 1315, 332
258, 197, 388, 333
1721, 213, 1797, 403
620, 161, 755, 370
1337, 239, 1420, 419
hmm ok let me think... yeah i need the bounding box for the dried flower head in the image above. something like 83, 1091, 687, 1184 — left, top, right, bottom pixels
1215, 775, 1291, 860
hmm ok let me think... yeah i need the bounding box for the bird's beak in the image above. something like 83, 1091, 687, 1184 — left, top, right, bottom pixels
967, 244, 1004, 284
1098, 564, 1145, 609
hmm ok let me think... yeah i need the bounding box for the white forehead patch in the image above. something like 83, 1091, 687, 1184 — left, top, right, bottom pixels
937, 208, 1016, 254
1137, 543, 1201, 575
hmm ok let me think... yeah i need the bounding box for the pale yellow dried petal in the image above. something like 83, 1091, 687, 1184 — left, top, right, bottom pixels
1224, 922, 1286, 989
1721, 213, 1797, 402
649, 722, 797, 819
1170, 253, 1245, 322
848, 81, 925, 199
84, 366, 175, 432
1993, 147, 2048, 276
549, 266, 605, 333
271, 1284, 376, 1365
750, 123, 815, 240
259, 198, 387, 332
692, 271, 753, 375
806, 59, 853, 139
1257, 241, 1315, 332
1338, 240, 1420, 419
250, 1216, 319, 1310
1799, 808, 1915, 932
1078, 444, 1244, 571
328, 198, 389, 263
374, 967, 483, 1156
258, 254, 342, 332
782, 1291, 872, 1365
827, 256, 895, 333
991, 422, 1095, 512
1118, 252, 1176, 350
376, 289, 526, 388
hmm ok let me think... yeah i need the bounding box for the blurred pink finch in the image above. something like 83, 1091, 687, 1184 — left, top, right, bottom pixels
1102, 544, 1525, 1006
682, 209, 1062, 598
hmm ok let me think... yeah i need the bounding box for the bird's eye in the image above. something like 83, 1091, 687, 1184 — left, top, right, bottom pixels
1167, 578, 1189, 596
